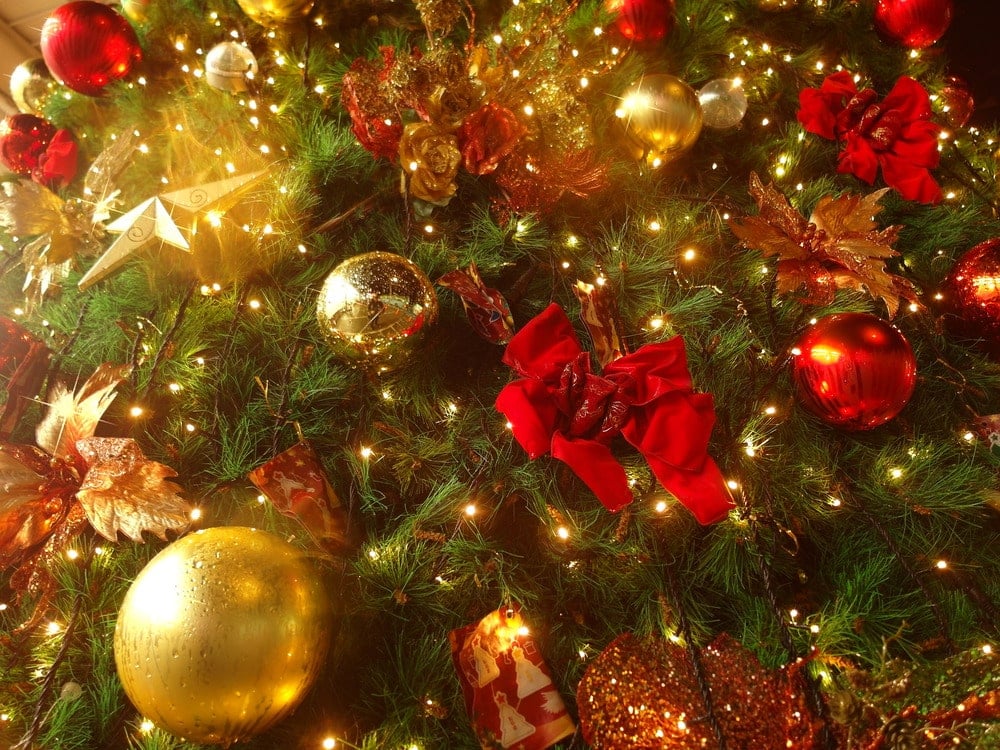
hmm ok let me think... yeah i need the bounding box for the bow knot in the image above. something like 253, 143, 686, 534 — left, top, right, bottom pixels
496, 303, 733, 524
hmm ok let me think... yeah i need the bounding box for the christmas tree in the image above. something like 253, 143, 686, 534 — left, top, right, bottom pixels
1, 0, 998, 747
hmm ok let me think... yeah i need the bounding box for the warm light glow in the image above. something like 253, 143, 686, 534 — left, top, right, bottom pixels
46, 621, 61, 635
556, 526, 570, 540
936, 559, 948, 570
464, 503, 477, 517
322, 738, 336, 749
66, 549, 79, 561
129, 405, 144, 418
140, 719, 155, 733
360, 446, 374, 459
190, 507, 203, 521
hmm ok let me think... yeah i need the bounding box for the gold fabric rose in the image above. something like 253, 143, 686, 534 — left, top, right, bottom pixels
399, 122, 461, 206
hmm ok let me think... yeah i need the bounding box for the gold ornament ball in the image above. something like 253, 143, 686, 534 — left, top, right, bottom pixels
615, 73, 703, 168
205, 42, 259, 93
114, 527, 333, 746
316, 251, 439, 367
9, 58, 55, 116
236, 0, 315, 26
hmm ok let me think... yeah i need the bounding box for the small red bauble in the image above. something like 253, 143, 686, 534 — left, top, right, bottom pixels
941, 238, 1000, 357
0, 114, 57, 176
41, 1, 142, 97
873, 0, 952, 49
791, 313, 917, 430
604, 0, 676, 42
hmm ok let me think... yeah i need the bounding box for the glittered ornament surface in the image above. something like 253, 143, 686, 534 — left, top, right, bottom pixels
9, 58, 56, 116
316, 251, 438, 367
942, 238, 1000, 357
0, 115, 56, 176
41, 1, 143, 97
577, 633, 824, 748
698, 78, 748, 129
114, 527, 332, 746
791, 313, 916, 430
873, 0, 953, 48
205, 41, 259, 93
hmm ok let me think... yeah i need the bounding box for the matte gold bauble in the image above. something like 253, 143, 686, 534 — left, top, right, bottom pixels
114, 527, 332, 746
614, 73, 702, 168
236, 0, 315, 26
316, 251, 438, 368
205, 42, 259, 93
9, 58, 56, 116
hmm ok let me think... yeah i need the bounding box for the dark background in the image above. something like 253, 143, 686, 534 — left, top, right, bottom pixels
947, 0, 1000, 125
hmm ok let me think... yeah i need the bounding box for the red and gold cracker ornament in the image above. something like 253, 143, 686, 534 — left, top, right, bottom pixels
248, 439, 353, 553
437, 263, 514, 344
495, 303, 732, 523
450, 605, 575, 750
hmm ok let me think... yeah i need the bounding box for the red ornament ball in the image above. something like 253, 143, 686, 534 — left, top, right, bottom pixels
41, 1, 142, 96
0, 114, 56, 176
873, 0, 952, 49
604, 0, 676, 42
941, 238, 1000, 356
791, 313, 917, 430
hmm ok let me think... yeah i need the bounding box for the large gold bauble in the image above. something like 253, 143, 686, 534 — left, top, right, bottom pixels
114, 527, 332, 746
316, 251, 439, 368
614, 73, 703, 168
9, 58, 56, 116
205, 42, 259, 93
236, 0, 315, 26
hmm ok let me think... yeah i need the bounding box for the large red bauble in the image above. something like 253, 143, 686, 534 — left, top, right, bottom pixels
40, 1, 142, 97
941, 238, 1000, 357
0, 114, 56, 176
791, 313, 916, 430
873, 0, 952, 48
605, 0, 676, 42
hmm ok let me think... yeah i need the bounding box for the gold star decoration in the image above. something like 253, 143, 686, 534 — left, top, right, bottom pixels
77, 170, 266, 290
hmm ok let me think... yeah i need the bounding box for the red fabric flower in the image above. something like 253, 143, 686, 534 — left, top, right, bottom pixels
34, 129, 78, 189
797, 72, 941, 204
495, 303, 732, 524
341, 48, 404, 161
458, 102, 526, 176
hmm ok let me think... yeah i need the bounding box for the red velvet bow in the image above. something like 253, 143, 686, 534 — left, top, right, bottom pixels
495, 303, 732, 524
797, 72, 940, 204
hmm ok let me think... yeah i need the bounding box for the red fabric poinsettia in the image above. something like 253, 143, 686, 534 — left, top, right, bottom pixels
34, 129, 78, 189
495, 303, 732, 524
458, 102, 526, 176
798, 71, 941, 204
341, 47, 404, 161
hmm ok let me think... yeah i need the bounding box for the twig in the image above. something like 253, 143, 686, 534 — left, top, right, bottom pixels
313, 194, 384, 234
143, 281, 196, 398
11, 594, 86, 750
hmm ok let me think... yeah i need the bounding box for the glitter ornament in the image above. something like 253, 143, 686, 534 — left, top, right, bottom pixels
941, 238, 1000, 357
873, 0, 952, 49
40, 1, 143, 97
316, 251, 439, 367
791, 313, 916, 430
941, 75, 974, 128
236, 0, 315, 26
698, 78, 748, 129
576, 633, 824, 748
604, 0, 676, 43
9, 58, 56, 116
0, 114, 57, 176
615, 74, 702, 168
114, 527, 332, 746
205, 42, 259, 93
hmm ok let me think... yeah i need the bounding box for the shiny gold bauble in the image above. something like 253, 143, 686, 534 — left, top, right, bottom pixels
236, 0, 315, 26
316, 251, 439, 368
205, 42, 259, 93
114, 527, 332, 746
9, 58, 56, 116
614, 73, 703, 168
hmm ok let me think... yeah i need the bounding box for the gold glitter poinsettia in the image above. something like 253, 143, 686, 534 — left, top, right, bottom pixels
399, 122, 461, 206
728, 173, 919, 316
